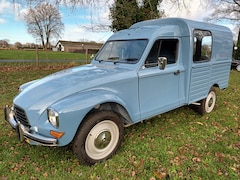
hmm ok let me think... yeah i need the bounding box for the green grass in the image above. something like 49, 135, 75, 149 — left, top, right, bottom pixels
0, 63, 239, 179
0, 49, 90, 60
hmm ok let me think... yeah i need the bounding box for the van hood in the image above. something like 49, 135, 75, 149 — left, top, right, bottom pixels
14, 64, 131, 112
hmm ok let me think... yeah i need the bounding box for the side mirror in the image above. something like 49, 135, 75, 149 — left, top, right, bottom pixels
158, 57, 167, 70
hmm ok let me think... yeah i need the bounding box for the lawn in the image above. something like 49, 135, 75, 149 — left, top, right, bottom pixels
0, 63, 239, 179
0, 49, 90, 61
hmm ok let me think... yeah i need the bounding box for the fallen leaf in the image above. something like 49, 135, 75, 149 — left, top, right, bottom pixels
217, 170, 223, 175
196, 122, 203, 126
192, 157, 201, 163
167, 151, 174, 155
154, 171, 166, 179
43, 172, 48, 177
139, 159, 144, 167
1, 176, 7, 180
149, 177, 156, 180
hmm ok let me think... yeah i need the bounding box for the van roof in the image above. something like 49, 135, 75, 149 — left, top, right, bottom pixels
108, 18, 232, 40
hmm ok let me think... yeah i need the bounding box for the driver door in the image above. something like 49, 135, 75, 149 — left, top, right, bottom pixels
138, 39, 180, 120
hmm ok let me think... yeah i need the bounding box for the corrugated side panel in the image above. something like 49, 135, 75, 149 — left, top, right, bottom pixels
210, 62, 231, 89
188, 61, 231, 104
189, 65, 211, 103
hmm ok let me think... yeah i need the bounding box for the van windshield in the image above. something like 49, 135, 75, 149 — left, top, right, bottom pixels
95, 39, 148, 64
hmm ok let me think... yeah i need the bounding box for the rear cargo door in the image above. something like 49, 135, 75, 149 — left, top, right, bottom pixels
189, 30, 212, 103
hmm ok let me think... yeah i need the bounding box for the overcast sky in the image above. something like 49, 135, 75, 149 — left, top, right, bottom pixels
0, 0, 236, 45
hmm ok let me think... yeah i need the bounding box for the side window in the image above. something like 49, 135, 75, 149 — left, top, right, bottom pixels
145, 39, 178, 68
193, 30, 212, 62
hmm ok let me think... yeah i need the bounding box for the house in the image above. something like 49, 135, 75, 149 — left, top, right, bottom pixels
55, 40, 103, 54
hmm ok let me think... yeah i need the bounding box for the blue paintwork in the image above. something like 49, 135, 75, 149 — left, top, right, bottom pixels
6, 18, 233, 146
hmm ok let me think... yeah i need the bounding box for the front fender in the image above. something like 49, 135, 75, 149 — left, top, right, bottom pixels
49, 89, 136, 146
19, 79, 39, 92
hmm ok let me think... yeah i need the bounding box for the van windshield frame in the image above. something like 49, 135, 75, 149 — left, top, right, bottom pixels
95, 39, 148, 64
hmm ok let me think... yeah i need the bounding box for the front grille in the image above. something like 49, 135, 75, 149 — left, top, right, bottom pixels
14, 106, 30, 127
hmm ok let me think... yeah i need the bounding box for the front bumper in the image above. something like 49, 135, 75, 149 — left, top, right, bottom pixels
4, 105, 57, 146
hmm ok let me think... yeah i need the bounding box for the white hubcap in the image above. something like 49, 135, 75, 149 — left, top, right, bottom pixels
236, 65, 240, 72
205, 91, 216, 113
85, 120, 119, 160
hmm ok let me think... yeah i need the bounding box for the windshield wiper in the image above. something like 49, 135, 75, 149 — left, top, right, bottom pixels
114, 58, 138, 64
96, 57, 138, 64
95, 59, 104, 63
95, 58, 118, 63
108, 57, 119, 60
124, 58, 138, 62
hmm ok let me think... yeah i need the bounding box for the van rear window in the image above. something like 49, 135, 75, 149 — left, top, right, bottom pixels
193, 30, 212, 63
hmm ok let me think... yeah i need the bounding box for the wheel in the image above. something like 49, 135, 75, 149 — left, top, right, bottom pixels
73, 111, 124, 165
236, 64, 240, 72
198, 87, 217, 115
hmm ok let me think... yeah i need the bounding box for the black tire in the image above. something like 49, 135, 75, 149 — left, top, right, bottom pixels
198, 87, 217, 115
73, 110, 124, 165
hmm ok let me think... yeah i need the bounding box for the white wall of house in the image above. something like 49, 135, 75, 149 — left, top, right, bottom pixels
56, 42, 65, 52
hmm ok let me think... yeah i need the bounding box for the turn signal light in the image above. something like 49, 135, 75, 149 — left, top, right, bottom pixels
50, 130, 65, 139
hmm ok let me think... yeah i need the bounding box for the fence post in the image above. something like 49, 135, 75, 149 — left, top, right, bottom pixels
36, 45, 39, 66
85, 48, 88, 64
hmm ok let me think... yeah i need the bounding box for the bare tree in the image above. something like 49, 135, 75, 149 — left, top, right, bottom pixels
207, 0, 240, 57
19, 0, 210, 34
16, 0, 202, 9
14, 42, 22, 49
0, 39, 10, 48
208, 0, 240, 23
13, 0, 96, 7
24, 2, 64, 49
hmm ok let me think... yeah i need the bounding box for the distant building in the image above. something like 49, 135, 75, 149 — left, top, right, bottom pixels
55, 40, 103, 54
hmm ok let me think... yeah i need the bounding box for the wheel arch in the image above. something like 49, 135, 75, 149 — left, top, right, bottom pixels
50, 90, 135, 146
71, 101, 133, 152
69, 92, 135, 145
212, 83, 219, 88
82, 102, 133, 128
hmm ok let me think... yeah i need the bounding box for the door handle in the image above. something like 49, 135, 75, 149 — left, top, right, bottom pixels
174, 70, 180, 75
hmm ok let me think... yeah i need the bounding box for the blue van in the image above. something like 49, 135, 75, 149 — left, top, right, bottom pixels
5, 18, 233, 165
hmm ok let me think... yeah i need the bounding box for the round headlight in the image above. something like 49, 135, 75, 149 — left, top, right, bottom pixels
47, 108, 59, 128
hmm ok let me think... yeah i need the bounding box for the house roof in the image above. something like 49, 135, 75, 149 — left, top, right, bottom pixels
56, 40, 103, 48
